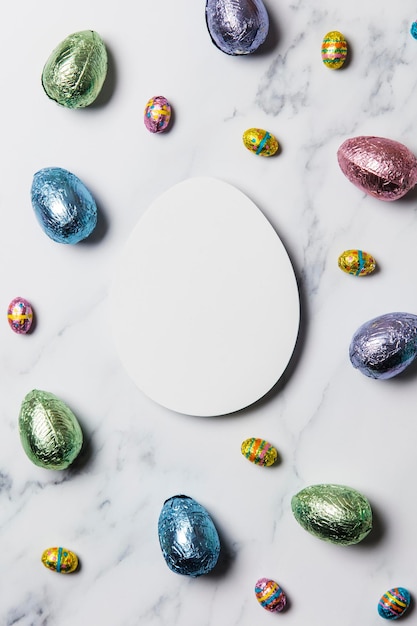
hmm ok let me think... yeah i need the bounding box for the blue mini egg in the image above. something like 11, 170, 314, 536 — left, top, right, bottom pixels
158, 495, 220, 577
31, 167, 97, 244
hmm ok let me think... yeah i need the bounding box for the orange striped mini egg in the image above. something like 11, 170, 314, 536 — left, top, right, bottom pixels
321, 31, 348, 69
41, 547, 78, 574
242, 128, 278, 156
241, 437, 278, 467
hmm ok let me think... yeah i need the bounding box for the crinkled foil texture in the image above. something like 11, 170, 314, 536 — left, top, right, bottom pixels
291, 484, 372, 545
337, 136, 417, 201
205, 0, 269, 55
158, 495, 220, 576
349, 312, 417, 379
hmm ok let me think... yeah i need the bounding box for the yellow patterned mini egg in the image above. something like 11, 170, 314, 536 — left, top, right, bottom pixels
338, 249, 376, 276
243, 128, 278, 156
41, 547, 78, 574
241, 437, 278, 466
321, 31, 348, 69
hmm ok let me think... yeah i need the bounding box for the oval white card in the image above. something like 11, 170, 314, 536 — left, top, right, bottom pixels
111, 177, 299, 416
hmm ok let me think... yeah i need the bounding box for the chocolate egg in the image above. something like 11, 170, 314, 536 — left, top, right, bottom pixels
42, 30, 107, 108
378, 587, 411, 620
41, 547, 78, 573
206, 0, 269, 55
31, 167, 97, 244
291, 484, 372, 545
321, 31, 348, 69
338, 250, 376, 276
243, 128, 278, 156
158, 495, 220, 577
337, 136, 417, 201
241, 437, 278, 466
144, 96, 171, 133
255, 578, 286, 612
7, 297, 33, 334
19, 390, 83, 470
350, 312, 417, 379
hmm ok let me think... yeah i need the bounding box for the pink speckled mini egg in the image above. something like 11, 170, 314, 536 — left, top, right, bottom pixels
7, 297, 33, 334
144, 96, 172, 133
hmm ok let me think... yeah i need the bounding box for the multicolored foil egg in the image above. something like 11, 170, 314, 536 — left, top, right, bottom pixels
19, 390, 83, 470
349, 312, 417, 379
41, 547, 78, 574
378, 587, 411, 620
42, 30, 108, 108
321, 31, 348, 69
243, 128, 279, 156
158, 495, 220, 577
338, 250, 376, 276
241, 437, 278, 466
255, 578, 287, 612
205, 0, 269, 55
31, 167, 97, 244
7, 297, 33, 334
291, 484, 372, 545
144, 96, 172, 133
337, 136, 417, 201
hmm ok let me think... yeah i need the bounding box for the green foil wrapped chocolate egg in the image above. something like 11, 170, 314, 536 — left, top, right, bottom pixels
291, 484, 372, 545
19, 390, 83, 470
42, 30, 108, 108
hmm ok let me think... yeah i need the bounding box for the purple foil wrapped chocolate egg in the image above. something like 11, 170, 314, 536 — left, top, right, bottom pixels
337, 136, 417, 201
205, 0, 269, 55
144, 96, 171, 133
350, 312, 417, 379
7, 297, 33, 334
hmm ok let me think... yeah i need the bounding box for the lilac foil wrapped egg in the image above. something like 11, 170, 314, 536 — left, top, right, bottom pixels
144, 96, 171, 133
349, 312, 417, 379
31, 167, 97, 244
205, 0, 269, 55
337, 136, 417, 201
158, 495, 220, 577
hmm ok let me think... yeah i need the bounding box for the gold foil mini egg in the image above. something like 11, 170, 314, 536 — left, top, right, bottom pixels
338, 249, 376, 276
42, 547, 78, 573
243, 128, 279, 156
321, 31, 348, 69
241, 437, 278, 466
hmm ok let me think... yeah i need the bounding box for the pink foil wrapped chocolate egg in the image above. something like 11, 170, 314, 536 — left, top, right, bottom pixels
144, 96, 171, 133
337, 136, 417, 201
7, 297, 33, 334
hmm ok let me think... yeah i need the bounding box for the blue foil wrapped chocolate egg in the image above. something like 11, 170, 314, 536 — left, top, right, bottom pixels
158, 495, 220, 577
349, 312, 417, 379
31, 167, 97, 244
205, 0, 269, 55
378, 587, 411, 620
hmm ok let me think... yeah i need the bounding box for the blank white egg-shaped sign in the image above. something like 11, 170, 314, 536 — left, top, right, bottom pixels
111, 178, 299, 416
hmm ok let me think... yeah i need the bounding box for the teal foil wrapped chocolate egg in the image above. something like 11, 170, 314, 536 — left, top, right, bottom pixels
31, 167, 97, 244
42, 30, 108, 108
291, 484, 372, 545
19, 390, 83, 470
378, 587, 411, 620
158, 495, 220, 576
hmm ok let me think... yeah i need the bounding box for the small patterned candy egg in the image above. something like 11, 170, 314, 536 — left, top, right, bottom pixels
243, 128, 278, 157
378, 587, 411, 620
338, 250, 376, 276
291, 484, 373, 545
42, 30, 108, 108
158, 495, 220, 577
241, 437, 278, 467
144, 96, 172, 133
321, 31, 348, 69
31, 167, 97, 244
41, 547, 78, 573
255, 578, 287, 612
7, 297, 33, 334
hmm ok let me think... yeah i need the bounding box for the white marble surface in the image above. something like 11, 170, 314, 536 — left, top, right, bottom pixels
1, 1, 417, 624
